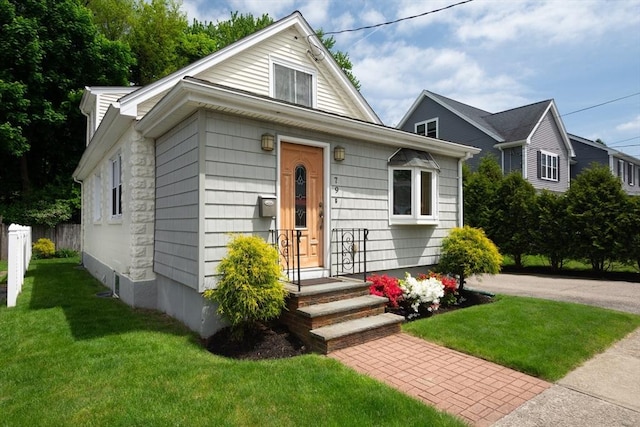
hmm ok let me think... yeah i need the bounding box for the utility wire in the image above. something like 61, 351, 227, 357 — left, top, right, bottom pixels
323, 0, 475, 35
561, 92, 640, 117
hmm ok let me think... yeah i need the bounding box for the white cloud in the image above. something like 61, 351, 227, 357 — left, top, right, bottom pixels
617, 115, 640, 132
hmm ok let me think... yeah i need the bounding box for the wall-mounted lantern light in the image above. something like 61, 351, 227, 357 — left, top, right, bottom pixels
261, 133, 275, 151
334, 145, 345, 161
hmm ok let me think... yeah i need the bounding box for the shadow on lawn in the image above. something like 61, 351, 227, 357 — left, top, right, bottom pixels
27, 259, 195, 342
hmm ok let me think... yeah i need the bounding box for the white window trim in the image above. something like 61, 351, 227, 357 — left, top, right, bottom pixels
415, 118, 439, 138
269, 56, 317, 109
388, 166, 439, 225
540, 150, 559, 182
110, 153, 122, 219
93, 172, 102, 222
617, 159, 625, 180
627, 163, 634, 186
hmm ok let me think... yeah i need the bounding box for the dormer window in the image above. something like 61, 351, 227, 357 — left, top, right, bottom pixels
272, 62, 314, 107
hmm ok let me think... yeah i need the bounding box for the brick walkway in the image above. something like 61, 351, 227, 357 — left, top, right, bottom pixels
329, 333, 551, 426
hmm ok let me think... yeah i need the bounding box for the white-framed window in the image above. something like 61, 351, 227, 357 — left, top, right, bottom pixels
628, 163, 634, 186
110, 154, 122, 218
538, 150, 559, 181
617, 159, 625, 180
272, 61, 314, 107
93, 173, 102, 222
415, 118, 438, 138
387, 148, 441, 225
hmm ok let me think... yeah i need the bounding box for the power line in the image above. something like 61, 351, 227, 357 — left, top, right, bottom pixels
324, 0, 475, 35
561, 92, 640, 117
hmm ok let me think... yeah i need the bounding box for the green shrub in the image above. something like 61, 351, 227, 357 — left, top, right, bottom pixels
32, 238, 55, 259
204, 234, 286, 340
54, 248, 78, 258
438, 226, 502, 290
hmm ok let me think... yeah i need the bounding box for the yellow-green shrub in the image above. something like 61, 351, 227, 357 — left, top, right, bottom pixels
204, 234, 286, 339
438, 226, 502, 290
32, 238, 55, 259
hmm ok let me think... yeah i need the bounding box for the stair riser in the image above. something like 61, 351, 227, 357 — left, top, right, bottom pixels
299, 305, 386, 330
287, 287, 370, 310
310, 322, 402, 354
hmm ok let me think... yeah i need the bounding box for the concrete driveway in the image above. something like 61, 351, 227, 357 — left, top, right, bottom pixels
466, 273, 640, 426
466, 273, 640, 315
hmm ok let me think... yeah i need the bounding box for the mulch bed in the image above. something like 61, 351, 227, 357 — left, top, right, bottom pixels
205, 289, 493, 361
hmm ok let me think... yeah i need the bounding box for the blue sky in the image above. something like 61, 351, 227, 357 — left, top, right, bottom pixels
182, 0, 640, 158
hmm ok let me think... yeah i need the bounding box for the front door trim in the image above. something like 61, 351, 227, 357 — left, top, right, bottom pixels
276, 134, 330, 277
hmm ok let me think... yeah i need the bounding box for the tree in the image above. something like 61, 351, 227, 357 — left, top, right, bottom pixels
614, 195, 640, 271
566, 164, 627, 272
532, 190, 572, 270
487, 172, 536, 267
0, 0, 134, 225
463, 156, 502, 230
438, 226, 502, 290
315, 29, 361, 90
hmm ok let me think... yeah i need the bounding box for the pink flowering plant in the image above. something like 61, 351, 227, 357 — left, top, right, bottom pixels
368, 274, 403, 308
399, 273, 445, 318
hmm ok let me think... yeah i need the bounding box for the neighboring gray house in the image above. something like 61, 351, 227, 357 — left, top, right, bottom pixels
73, 12, 480, 338
570, 134, 640, 195
397, 91, 575, 192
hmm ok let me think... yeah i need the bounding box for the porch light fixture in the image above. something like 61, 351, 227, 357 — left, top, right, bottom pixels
261, 133, 275, 151
334, 145, 345, 161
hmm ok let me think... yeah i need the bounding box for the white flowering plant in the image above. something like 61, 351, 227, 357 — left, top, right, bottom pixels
398, 273, 445, 317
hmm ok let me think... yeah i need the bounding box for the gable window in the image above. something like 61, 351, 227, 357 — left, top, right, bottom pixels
93, 173, 102, 222
111, 154, 122, 218
415, 119, 438, 138
389, 149, 439, 225
538, 150, 559, 181
273, 63, 313, 107
628, 163, 634, 186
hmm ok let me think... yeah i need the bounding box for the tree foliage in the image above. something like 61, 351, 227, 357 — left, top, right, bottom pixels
463, 156, 502, 230
566, 164, 628, 272
487, 173, 536, 268
532, 190, 572, 270
0, 0, 134, 226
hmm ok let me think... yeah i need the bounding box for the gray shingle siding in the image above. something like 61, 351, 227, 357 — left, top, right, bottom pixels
398, 97, 499, 169
528, 111, 569, 192
570, 138, 609, 179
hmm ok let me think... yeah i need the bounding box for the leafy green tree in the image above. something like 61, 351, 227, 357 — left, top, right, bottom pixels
566, 164, 627, 272
533, 190, 572, 270
615, 195, 640, 271
463, 156, 503, 230
438, 226, 502, 290
0, 0, 134, 226
488, 172, 536, 267
315, 29, 361, 90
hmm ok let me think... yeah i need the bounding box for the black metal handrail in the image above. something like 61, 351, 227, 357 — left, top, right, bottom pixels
331, 228, 369, 282
270, 229, 302, 291
271, 228, 370, 291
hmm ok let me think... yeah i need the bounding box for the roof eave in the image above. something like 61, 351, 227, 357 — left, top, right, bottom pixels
136, 79, 480, 159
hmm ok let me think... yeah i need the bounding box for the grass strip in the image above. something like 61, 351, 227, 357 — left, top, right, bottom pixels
403, 294, 640, 381
0, 258, 465, 427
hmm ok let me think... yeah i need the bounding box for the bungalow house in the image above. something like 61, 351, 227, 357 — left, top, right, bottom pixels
569, 134, 640, 196
397, 91, 575, 193
72, 11, 480, 344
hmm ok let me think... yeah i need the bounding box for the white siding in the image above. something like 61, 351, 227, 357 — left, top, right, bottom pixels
194, 28, 366, 120
154, 114, 200, 289
528, 112, 570, 192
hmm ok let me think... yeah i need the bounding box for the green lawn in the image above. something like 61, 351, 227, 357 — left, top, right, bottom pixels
403, 295, 640, 381
0, 258, 465, 427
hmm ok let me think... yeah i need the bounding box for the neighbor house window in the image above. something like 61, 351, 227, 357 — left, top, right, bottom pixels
273, 63, 313, 107
111, 154, 122, 217
628, 163, 634, 186
388, 149, 439, 225
618, 159, 625, 180
415, 118, 438, 138
93, 173, 102, 222
538, 150, 559, 181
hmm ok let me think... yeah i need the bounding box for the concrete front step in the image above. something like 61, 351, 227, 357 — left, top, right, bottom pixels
309, 313, 404, 354
296, 295, 388, 329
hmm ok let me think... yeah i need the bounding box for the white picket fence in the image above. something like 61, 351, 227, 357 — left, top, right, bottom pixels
7, 224, 32, 307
